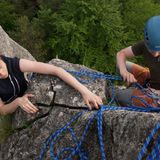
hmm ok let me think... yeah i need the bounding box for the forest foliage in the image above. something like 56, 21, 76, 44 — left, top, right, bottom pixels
0, 0, 160, 73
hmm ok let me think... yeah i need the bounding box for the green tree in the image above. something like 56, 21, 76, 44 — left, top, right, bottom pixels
37, 0, 64, 12
119, 0, 160, 65
37, 0, 124, 73
9, 0, 39, 19
154, 0, 160, 3
121, 0, 160, 45
11, 16, 46, 60
0, 0, 16, 31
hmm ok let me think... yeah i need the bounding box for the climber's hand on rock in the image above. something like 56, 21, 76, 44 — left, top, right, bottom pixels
17, 94, 39, 114
82, 90, 103, 110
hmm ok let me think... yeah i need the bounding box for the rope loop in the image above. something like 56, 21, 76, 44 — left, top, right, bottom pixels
38, 70, 160, 160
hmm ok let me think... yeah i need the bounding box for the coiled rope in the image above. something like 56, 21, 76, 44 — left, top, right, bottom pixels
137, 123, 160, 160
38, 70, 160, 160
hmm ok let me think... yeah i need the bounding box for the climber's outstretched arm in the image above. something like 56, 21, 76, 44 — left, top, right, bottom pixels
20, 59, 103, 110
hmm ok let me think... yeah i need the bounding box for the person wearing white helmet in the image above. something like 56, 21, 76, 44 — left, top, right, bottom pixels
108, 16, 160, 107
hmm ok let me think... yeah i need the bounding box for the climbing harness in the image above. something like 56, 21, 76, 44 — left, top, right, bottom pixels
38, 69, 160, 160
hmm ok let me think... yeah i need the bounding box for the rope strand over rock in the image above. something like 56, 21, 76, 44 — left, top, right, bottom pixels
38, 70, 160, 160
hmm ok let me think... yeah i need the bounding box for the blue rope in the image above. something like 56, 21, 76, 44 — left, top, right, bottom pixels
146, 137, 160, 160
137, 123, 160, 160
38, 111, 85, 160
65, 111, 98, 160
56, 127, 87, 160
134, 83, 160, 100
97, 107, 106, 160
38, 105, 160, 160
38, 70, 160, 160
68, 69, 160, 106
66, 69, 123, 84
130, 96, 157, 108
132, 83, 160, 107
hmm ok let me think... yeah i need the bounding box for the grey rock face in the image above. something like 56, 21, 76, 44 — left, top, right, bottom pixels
0, 59, 159, 160
12, 59, 106, 129
0, 26, 159, 160
0, 26, 35, 60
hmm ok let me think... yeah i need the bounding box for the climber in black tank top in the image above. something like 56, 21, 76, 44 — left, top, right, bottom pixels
0, 55, 103, 115
0, 55, 28, 103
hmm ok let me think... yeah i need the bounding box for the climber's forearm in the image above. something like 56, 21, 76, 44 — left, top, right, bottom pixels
54, 67, 90, 94
0, 99, 19, 115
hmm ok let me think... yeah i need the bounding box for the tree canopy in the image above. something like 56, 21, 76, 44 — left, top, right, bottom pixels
0, 0, 160, 73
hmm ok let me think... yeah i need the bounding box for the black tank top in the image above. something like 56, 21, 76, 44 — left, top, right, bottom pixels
0, 55, 28, 103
